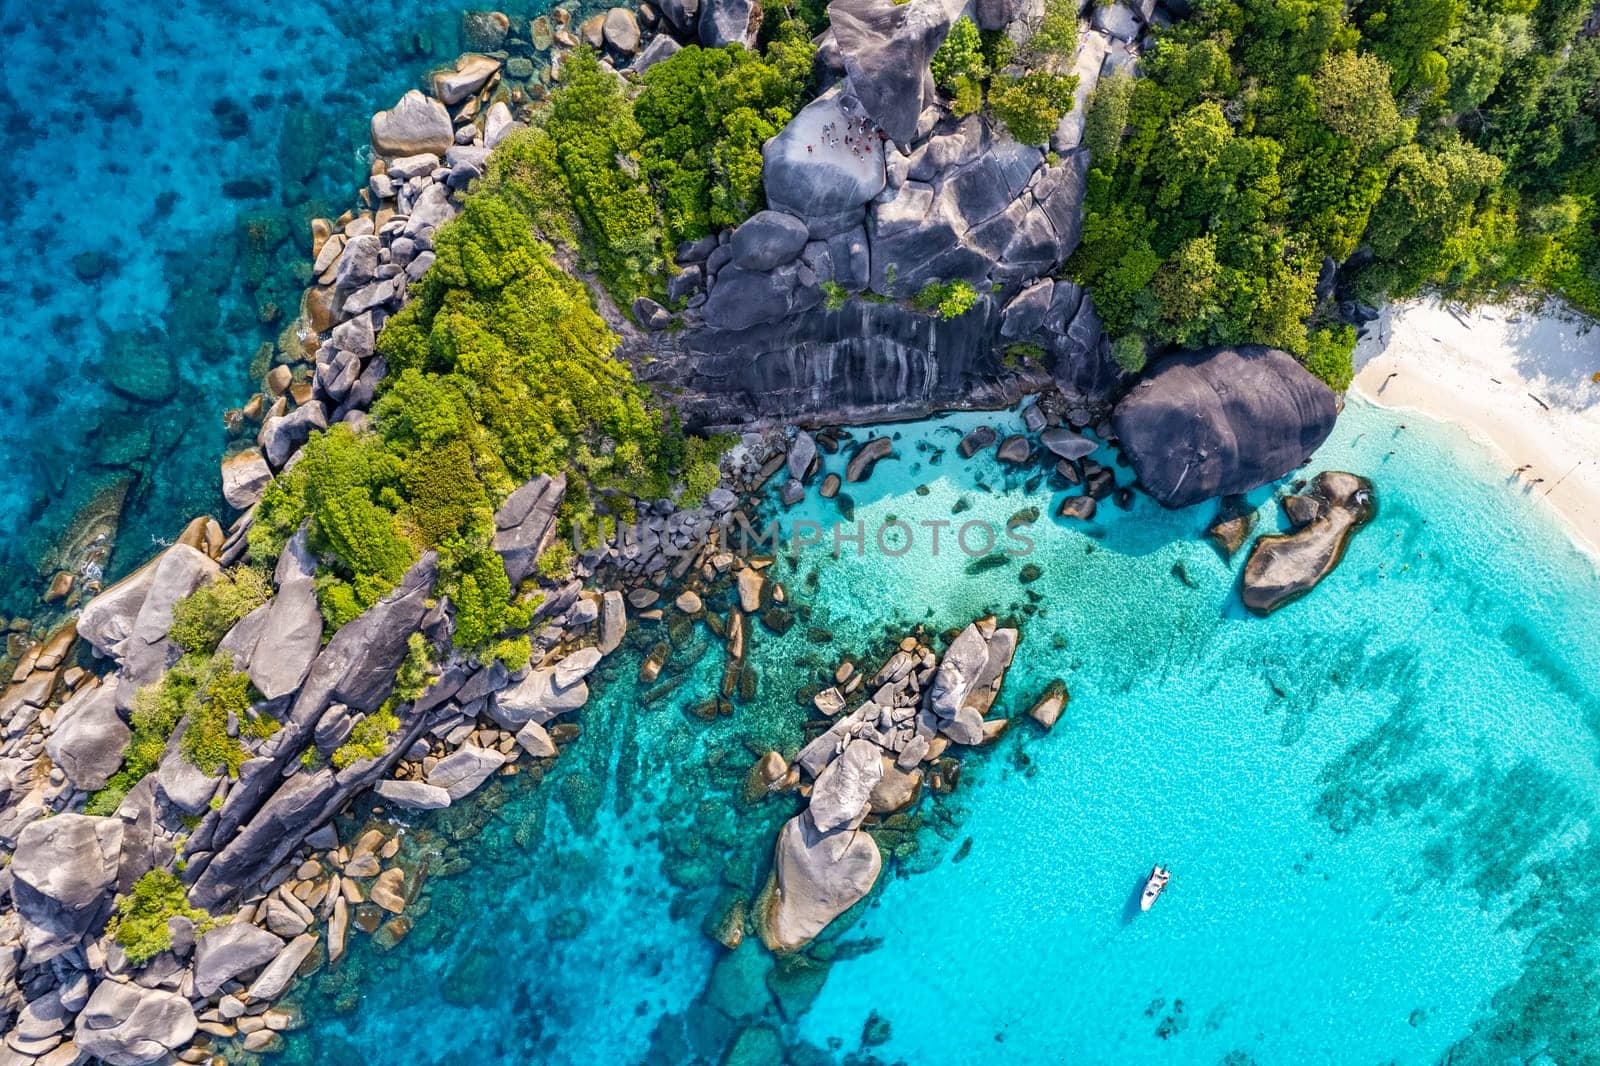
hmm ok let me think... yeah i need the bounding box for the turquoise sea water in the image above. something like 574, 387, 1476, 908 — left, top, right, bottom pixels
279, 397, 1600, 1065
0, 1, 526, 613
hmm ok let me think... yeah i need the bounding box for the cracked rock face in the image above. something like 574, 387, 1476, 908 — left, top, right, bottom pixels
630, 12, 1132, 429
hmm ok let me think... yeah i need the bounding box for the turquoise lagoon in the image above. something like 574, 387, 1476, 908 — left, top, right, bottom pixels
280, 398, 1600, 1065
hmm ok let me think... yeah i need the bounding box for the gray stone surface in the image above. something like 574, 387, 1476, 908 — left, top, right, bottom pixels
12, 815, 123, 963
731, 210, 811, 272
371, 90, 454, 157
1112, 346, 1338, 509
490, 668, 590, 728
235, 528, 322, 701
220, 448, 273, 510
43, 680, 129, 791
698, 0, 761, 47
761, 813, 881, 951
426, 745, 507, 801
829, 0, 964, 144
373, 778, 454, 810
494, 474, 567, 585
73, 980, 196, 1066
762, 90, 886, 224
193, 922, 285, 997
701, 261, 822, 333
808, 739, 883, 832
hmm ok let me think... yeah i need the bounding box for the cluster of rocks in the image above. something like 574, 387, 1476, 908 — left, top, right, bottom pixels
751, 617, 1020, 951
0, 52, 782, 1065
218, 49, 531, 514
626, 0, 1155, 427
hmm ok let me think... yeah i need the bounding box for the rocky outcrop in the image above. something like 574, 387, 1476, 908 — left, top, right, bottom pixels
762, 89, 887, 225
763, 619, 1018, 949
1241, 472, 1376, 614
76, 543, 219, 694
192, 922, 285, 997
625, 8, 1131, 430
493, 473, 567, 586
43, 679, 129, 791
808, 739, 883, 832
370, 89, 455, 156
189, 553, 441, 908
828, 0, 964, 144
926, 619, 1016, 744
374, 779, 454, 809
1205, 494, 1257, 559
425, 744, 507, 801
1113, 346, 1338, 509
760, 813, 882, 952
224, 528, 323, 701
11, 814, 123, 964
73, 980, 197, 1066
699, 0, 761, 47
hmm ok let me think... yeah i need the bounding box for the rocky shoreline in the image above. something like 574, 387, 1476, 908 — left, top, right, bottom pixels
0, 5, 1376, 1063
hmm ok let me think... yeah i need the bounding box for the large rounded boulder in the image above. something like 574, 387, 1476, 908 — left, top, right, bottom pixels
1112, 346, 1337, 509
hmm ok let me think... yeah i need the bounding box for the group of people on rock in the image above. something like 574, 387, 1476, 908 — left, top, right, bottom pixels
805, 115, 886, 160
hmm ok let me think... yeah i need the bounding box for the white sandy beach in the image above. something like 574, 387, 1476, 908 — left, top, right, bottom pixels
1352, 298, 1600, 562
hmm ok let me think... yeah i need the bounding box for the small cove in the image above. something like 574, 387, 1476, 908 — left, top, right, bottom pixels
278, 399, 1600, 1064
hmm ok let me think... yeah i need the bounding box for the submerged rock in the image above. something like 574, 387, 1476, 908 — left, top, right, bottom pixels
996, 434, 1032, 465
1027, 679, 1067, 729
845, 436, 893, 483
1241, 472, 1376, 614
1040, 426, 1096, 461
1056, 494, 1096, 521
1205, 494, 1257, 560
1112, 346, 1337, 509
958, 425, 997, 458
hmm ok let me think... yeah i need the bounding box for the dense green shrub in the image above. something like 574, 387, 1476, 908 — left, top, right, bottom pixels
931, 18, 988, 103
988, 71, 1079, 146
109, 870, 217, 966
88, 653, 269, 814
331, 700, 402, 771
634, 28, 816, 250
484, 32, 814, 304
928, 11, 1077, 139
1070, 0, 1599, 363
1082, 72, 1135, 170
169, 568, 272, 654
1112, 334, 1148, 374
1302, 325, 1358, 390
913, 280, 980, 319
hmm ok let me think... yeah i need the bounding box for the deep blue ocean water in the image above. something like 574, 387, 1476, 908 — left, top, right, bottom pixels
0, 0, 542, 614
275, 399, 1600, 1065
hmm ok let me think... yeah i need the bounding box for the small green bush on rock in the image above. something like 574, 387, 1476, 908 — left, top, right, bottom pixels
109, 869, 217, 966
